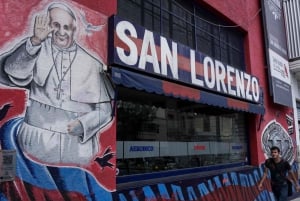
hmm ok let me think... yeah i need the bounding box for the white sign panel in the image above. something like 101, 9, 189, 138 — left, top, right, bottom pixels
124, 141, 159, 158
160, 141, 187, 156
230, 143, 246, 154
261, 0, 292, 107
210, 142, 230, 154
112, 16, 262, 104
187, 142, 210, 155
269, 49, 290, 84
117, 141, 124, 158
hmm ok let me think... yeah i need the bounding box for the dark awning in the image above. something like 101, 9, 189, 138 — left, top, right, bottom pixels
111, 67, 265, 114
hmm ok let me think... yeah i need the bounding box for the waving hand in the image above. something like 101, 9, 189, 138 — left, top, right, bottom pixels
31, 14, 53, 46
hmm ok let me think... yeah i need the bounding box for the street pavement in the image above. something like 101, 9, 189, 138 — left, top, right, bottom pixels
289, 192, 300, 201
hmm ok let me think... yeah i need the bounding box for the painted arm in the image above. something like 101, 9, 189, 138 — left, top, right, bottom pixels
68, 101, 113, 143
3, 40, 37, 86
3, 14, 52, 86
67, 69, 115, 142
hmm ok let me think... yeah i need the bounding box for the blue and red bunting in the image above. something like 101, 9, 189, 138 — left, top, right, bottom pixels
0, 118, 113, 201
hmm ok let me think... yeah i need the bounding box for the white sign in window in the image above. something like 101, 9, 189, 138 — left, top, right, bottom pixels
124, 141, 159, 158
188, 142, 210, 155
160, 141, 187, 156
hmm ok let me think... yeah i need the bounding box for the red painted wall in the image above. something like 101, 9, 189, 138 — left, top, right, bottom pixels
197, 0, 295, 166
75, 0, 295, 171
0, 0, 119, 200
44, 0, 295, 170
75, 0, 295, 168
73, 0, 117, 16
0, 1, 294, 200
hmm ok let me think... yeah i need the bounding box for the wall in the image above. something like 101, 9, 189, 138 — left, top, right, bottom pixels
110, 0, 298, 200
0, 0, 117, 200
199, 0, 296, 166
0, 0, 297, 200
113, 164, 298, 201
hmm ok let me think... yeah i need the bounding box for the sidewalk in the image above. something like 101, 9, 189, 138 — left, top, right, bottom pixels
289, 192, 300, 201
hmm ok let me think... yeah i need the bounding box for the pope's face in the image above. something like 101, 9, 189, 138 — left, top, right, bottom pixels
49, 8, 76, 49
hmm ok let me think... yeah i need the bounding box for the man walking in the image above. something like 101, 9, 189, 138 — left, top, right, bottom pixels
258, 146, 300, 201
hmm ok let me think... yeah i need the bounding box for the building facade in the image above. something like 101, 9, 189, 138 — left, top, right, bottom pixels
0, 0, 297, 200
283, 0, 300, 160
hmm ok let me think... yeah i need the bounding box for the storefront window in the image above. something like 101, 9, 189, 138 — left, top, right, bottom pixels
116, 87, 248, 176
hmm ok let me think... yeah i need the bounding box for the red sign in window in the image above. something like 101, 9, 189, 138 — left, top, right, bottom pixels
194, 145, 206, 150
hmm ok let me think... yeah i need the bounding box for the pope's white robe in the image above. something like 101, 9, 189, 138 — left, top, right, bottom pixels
0, 37, 114, 165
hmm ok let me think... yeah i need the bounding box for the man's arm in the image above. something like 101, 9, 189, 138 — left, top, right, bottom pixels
258, 166, 269, 191
288, 170, 300, 192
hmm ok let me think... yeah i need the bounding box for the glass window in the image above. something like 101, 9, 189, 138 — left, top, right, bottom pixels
116, 87, 248, 176
117, 0, 246, 70
296, 101, 300, 122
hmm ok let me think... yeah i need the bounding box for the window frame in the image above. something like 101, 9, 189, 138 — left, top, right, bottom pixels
117, 0, 246, 70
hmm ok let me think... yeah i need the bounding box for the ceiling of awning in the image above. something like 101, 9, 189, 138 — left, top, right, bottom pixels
111, 67, 265, 115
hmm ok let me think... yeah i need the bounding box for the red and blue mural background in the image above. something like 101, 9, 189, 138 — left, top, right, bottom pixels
113, 164, 299, 201
0, 0, 298, 201
0, 0, 116, 200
